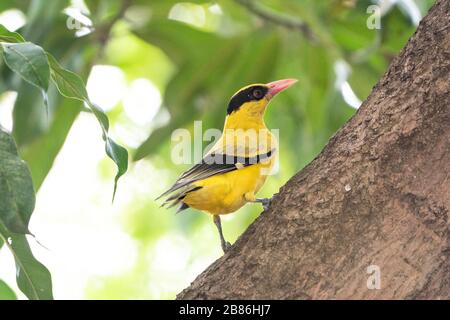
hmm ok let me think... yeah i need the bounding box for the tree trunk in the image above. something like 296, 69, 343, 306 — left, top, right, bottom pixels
177, 0, 450, 300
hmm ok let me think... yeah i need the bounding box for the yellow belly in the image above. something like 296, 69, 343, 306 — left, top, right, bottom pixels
183, 160, 273, 215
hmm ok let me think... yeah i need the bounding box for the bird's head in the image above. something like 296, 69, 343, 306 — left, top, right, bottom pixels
226, 79, 298, 124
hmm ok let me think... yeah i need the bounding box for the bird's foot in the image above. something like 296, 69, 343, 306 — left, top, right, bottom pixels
257, 198, 272, 211
221, 241, 232, 253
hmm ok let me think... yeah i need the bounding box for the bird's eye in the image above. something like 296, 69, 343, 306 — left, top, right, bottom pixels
252, 88, 264, 99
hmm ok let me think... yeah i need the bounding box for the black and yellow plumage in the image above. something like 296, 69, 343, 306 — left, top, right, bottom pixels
158, 79, 297, 252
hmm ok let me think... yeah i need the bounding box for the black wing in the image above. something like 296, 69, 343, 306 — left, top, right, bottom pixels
157, 149, 275, 203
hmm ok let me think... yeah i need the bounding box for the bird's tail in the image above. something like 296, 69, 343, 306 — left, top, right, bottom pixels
158, 185, 202, 213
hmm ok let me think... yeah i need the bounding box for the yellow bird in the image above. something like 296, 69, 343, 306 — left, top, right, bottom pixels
158, 79, 297, 252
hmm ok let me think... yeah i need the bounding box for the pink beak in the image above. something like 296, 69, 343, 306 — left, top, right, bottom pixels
266, 79, 298, 99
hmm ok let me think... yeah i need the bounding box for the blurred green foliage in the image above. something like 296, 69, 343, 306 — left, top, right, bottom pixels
0, 279, 17, 299
0, 0, 435, 299
0, 128, 52, 299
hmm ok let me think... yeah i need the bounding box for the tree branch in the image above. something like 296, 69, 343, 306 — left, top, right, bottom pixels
93, 0, 132, 62
235, 0, 317, 42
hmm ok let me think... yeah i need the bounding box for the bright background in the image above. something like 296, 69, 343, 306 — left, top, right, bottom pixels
0, 0, 435, 299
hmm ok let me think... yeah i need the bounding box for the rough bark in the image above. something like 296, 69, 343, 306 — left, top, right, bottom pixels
178, 0, 450, 299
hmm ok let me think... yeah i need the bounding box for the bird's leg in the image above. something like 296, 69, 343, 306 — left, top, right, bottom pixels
245, 192, 272, 211
213, 215, 231, 253
255, 198, 272, 211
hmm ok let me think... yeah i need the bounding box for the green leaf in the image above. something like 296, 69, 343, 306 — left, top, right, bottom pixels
46, 54, 88, 101
47, 53, 128, 199
0, 129, 35, 234
0, 228, 53, 300
11, 234, 53, 300
0, 279, 17, 300
47, 52, 112, 133
1, 41, 51, 126
0, 128, 18, 155
106, 137, 129, 201
0, 24, 25, 43
0, 130, 52, 300
1, 42, 50, 92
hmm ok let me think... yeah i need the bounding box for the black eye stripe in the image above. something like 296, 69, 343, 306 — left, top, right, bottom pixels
227, 85, 268, 114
